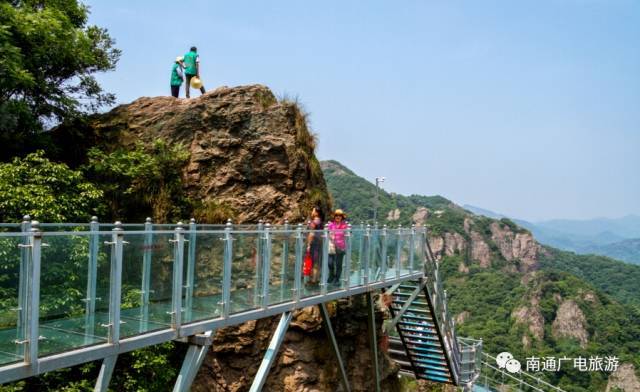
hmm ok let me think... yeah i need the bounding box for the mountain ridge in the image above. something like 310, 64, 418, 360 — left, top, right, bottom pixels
322, 159, 640, 392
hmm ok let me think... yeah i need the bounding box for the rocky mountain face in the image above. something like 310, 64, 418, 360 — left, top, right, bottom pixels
52, 87, 405, 391
54, 85, 330, 223
193, 298, 401, 392
322, 159, 640, 391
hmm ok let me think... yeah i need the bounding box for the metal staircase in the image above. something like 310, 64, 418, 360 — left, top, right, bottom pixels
389, 280, 456, 384
382, 230, 483, 389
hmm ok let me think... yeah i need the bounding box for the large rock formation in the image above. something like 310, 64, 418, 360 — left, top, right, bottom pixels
54, 85, 330, 223
193, 297, 401, 392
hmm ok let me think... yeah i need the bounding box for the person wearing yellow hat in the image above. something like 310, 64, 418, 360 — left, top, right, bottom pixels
183, 46, 206, 98
170, 56, 185, 98
327, 209, 348, 285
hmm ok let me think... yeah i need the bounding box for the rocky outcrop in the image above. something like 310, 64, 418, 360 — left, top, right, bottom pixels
470, 231, 491, 268
54, 85, 330, 223
606, 363, 640, 392
551, 300, 589, 348
512, 294, 545, 348
412, 207, 428, 226
429, 232, 466, 260
387, 208, 400, 221
193, 296, 401, 392
490, 222, 540, 272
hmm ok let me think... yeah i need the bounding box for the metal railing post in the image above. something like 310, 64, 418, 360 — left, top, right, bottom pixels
280, 219, 289, 283
343, 224, 352, 289
25, 221, 42, 365
171, 222, 186, 330
184, 218, 197, 322
357, 222, 364, 284
261, 223, 272, 309
395, 225, 403, 278
409, 224, 416, 272
221, 220, 233, 318
363, 224, 371, 286
320, 227, 329, 294
380, 225, 387, 282
254, 220, 264, 305
293, 224, 303, 301
107, 222, 124, 344
84, 216, 99, 344
16, 215, 31, 354
140, 217, 153, 332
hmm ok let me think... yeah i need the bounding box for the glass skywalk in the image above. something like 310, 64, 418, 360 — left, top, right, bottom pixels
0, 219, 424, 383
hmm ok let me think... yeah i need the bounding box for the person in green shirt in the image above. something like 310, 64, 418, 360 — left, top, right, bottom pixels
170, 56, 185, 98
183, 46, 206, 98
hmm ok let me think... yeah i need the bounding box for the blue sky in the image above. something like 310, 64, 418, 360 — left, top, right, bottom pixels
86, 0, 639, 221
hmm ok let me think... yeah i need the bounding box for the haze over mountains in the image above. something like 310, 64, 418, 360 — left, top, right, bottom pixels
463, 205, 640, 265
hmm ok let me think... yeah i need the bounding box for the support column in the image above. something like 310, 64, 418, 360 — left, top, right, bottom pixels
173, 331, 214, 392
319, 303, 350, 392
366, 292, 380, 392
94, 354, 117, 392
249, 312, 293, 392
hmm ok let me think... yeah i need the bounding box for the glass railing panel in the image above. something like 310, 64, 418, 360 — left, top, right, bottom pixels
268, 231, 297, 305
229, 232, 261, 314
399, 229, 411, 276
300, 230, 323, 298
184, 231, 224, 322
367, 230, 380, 282
0, 235, 24, 365
38, 232, 109, 356
120, 232, 174, 337
348, 229, 364, 288
384, 230, 400, 280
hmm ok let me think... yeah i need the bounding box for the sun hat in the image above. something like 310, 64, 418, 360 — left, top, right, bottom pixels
190, 76, 203, 89
175, 56, 184, 62
334, 209, 346, 218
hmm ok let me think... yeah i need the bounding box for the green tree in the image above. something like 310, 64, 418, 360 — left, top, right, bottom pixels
0, 0, 120, 159
0, 150, 105, 222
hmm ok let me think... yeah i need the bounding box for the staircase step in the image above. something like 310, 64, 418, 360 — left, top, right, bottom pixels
398, 326, 437, 334
418, 373, 452, 383
413, 357, 447, 366
402, 333, 439, 341
410, 352, 446, 361
406, 345, 444, 354
401, 314, 433, 322
398, 320, 435, 328
414, 364, 451, 376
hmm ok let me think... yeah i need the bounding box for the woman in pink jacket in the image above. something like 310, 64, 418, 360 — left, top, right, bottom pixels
327, 209, 348, 284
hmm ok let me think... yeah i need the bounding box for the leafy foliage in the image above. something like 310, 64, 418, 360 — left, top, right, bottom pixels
0, 151, 105, 222
0, 0, 120, 160
83, 140, 190, 222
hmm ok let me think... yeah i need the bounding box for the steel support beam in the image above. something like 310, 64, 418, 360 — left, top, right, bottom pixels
184, 218, 197, 322
173, 331, 214, 392
384, 280, 426, 334
249, 312, 293, 392
94, 354, 117, 392
261, 224, 272, 309
319, 303, 350, 392
366, 292, 380, 392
